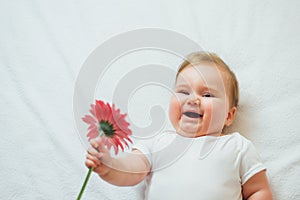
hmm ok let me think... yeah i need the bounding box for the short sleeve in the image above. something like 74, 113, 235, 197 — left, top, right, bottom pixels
132, 137, 156, 167
239, 138, 267, 185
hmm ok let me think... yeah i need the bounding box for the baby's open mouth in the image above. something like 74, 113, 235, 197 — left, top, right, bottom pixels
183, 112, 202, 118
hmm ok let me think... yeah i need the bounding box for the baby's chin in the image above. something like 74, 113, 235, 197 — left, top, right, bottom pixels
176, 123, 220, 137
177, 122, 201, 137
175, 127, 203, 138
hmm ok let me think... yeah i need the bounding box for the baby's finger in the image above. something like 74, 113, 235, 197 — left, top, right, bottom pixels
95, 138, 109, 153
86, 154, 101, 165
90, 138, 100, 149
85, 158, 98, 168
87, 147, 100, 156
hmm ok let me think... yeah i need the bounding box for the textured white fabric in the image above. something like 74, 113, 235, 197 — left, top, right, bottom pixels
133, 132, 266, 200
1, 0, 300, 199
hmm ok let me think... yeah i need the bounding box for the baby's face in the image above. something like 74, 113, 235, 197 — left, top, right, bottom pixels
169, 64, 233, 137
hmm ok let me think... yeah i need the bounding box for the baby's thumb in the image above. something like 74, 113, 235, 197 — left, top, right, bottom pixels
96, 138, 110, 154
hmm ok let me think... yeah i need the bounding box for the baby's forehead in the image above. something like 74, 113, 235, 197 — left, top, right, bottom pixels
175, 64, 231, 94
177, 64, 227, 84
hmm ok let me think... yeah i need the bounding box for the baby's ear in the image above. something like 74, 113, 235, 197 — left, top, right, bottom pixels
225, 106, 237, 127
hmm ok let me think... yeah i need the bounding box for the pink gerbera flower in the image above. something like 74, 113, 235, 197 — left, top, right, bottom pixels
82, 100, 132, 154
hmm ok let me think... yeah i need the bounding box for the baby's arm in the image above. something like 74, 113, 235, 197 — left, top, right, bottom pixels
242, 170, 272, 200
85, 138, 150, 186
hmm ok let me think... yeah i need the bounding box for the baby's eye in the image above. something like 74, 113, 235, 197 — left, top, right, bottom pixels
203, 93, 213, 97
177, 90, 189, 95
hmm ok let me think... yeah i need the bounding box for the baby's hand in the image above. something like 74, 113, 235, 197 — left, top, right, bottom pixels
85, 138, 112, 176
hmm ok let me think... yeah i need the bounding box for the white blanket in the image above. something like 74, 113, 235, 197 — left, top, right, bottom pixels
1, 0, 299, 199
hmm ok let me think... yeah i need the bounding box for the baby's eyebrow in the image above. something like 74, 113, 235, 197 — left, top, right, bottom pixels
175, 83, 189, 88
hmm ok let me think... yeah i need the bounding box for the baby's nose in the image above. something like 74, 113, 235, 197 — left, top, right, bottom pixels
187, 95, 201, 105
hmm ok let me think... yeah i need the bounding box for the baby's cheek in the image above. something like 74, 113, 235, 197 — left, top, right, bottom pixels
169, 96, 182, 121
202, 100, 215, 123
202, 100, 213, 113
205, 100, 227, 126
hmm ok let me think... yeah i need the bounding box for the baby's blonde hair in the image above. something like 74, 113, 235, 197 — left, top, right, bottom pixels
176, 51, 239, 108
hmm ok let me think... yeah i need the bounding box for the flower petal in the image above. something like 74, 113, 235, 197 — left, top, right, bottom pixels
89, 104, 97, 118
82, 115, 97, 124
87, 126, 99, 140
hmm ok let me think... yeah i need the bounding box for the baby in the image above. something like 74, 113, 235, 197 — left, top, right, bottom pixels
85, 52, 272, 200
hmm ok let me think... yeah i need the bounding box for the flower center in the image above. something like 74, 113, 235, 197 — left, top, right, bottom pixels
99, 121, 115, 137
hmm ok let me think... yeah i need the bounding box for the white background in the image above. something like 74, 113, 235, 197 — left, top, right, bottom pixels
1, 0, 300, 199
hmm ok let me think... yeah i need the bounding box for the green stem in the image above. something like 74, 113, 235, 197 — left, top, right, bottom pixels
77, 167, 94, 200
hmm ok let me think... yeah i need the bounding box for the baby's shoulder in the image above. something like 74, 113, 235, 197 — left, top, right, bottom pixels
224, 132, 254, 152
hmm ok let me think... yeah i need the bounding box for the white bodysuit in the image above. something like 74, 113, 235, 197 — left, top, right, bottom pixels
133, 132, 266, 200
